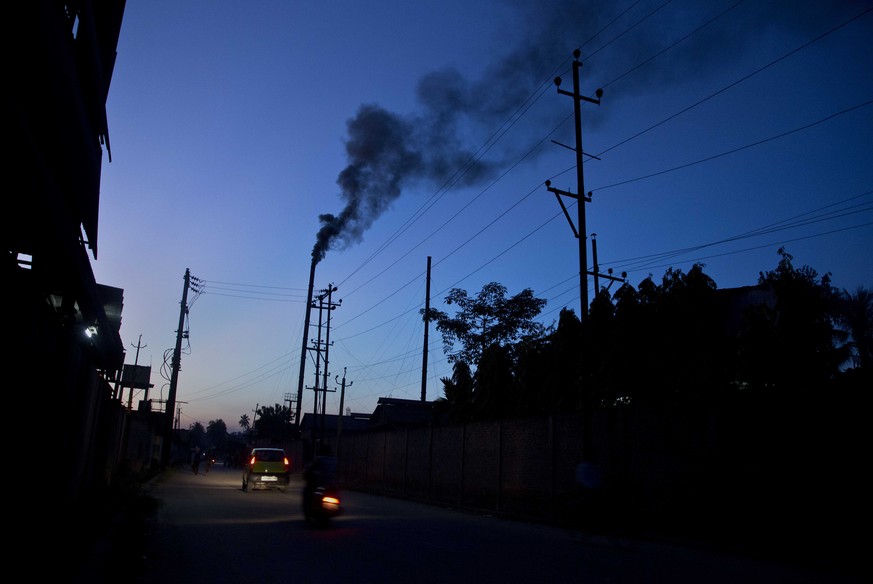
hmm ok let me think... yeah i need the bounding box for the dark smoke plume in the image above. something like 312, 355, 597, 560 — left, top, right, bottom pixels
309, 0, 584, 264
311, 97, 500, 264
311, 0, 855, 264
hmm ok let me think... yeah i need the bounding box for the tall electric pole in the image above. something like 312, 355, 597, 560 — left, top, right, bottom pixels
320, 284, 339, 447
335, 368, 352, 460
251, 404, 259, 443
126, 334, 146, 411
546, 50, 603, 475
307, 283, 339, 458
546, 49, 602, 324
421, 256, 431, 402
162, 269, 190, 467
589, 233, 626, 296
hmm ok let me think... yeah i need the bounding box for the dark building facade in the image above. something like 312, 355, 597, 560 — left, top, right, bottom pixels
10, 2, 130, 506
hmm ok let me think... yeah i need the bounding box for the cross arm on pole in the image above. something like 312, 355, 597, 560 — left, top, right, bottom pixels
545, 180, 594, 238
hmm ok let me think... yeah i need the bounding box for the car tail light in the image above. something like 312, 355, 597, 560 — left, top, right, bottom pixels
283, 456, 290, 468
249, 455, 256, 466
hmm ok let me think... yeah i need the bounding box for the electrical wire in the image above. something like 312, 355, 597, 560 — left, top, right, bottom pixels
181, 1, 873, 416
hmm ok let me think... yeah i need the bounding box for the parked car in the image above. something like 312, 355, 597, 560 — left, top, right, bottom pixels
242, 448, 291, 492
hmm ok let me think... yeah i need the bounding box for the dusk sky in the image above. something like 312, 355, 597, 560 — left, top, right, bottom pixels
93, 0, 873, 432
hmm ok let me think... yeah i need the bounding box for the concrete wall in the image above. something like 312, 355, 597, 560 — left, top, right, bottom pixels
334, 395, 864, 544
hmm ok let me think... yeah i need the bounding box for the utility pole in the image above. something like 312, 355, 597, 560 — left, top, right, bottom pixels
120, 334, 147, 471
421, 256, 431, 402
251, 404, 259, 443
589, 234, 626, 297
335, 368, 352, 460
319, 285, 339, 454
175, 402, 187, 430
162, 268, 191, 467
307, 283, 339, 458
283, 392, 294, 425
321, 284, 338, 412
546, 50, 604, 480
546, 48, 602, 325
126, 334, 146, 411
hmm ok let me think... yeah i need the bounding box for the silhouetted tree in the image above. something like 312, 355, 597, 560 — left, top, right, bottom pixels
474, 343, 519, 419
427, 250, 859, 421
254, 403, 294, 441
616, 275, 664, 404
206, 419, 228, 453
664, 264, 727, 399
188, 422, 206, 450
239, 414, 251, 436
585, 286, 618, 407
514, 320, 564, 414
422, 282, 547, 420
422, 282, 547, 367
608, 281, 646, 403
836, 286, 873, 370
593, 265, 724, 405
745, 248, 844, 393
436, 360, 474, 422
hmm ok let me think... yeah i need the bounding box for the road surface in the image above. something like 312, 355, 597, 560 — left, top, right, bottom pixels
113, 464, 862, 583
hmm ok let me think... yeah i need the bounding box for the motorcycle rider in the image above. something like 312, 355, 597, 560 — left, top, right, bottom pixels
191, 447, 201, 475
302, 454, 340, 520
302, 456, 331, 497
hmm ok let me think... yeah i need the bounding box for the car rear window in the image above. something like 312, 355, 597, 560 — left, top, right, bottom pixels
254, 450, 284, 462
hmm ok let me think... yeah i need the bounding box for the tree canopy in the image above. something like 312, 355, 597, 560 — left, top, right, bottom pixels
206, 419, 228, 452
422, 282, 547, 367
253, 403, 295, 441
424, 250, 867, 422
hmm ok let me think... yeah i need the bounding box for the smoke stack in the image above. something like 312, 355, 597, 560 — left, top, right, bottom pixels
295, 257, 317, 426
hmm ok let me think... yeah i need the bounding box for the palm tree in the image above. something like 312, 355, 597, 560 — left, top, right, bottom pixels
837, 286, 873, 370
436, 361, 474, 422
239, 414, 251, 434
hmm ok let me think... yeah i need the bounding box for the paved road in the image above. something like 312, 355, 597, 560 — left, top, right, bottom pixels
100, 464, 863, 584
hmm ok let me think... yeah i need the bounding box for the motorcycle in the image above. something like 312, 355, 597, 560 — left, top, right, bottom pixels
302, 456, 343, 525
303, 483, 343, 524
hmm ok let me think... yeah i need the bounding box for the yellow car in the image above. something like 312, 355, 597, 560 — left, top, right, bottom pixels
242, 448, 291, 492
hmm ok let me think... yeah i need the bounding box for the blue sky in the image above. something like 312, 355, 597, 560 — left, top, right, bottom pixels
93, 0, 873, 432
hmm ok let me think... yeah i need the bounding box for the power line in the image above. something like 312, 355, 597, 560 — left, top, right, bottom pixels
329, 2, 870, 321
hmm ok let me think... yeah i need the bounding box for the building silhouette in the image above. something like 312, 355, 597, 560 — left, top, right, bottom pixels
11, 2, 129, 508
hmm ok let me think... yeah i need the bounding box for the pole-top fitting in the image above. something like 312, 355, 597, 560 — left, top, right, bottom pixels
573, 48, 581, 60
